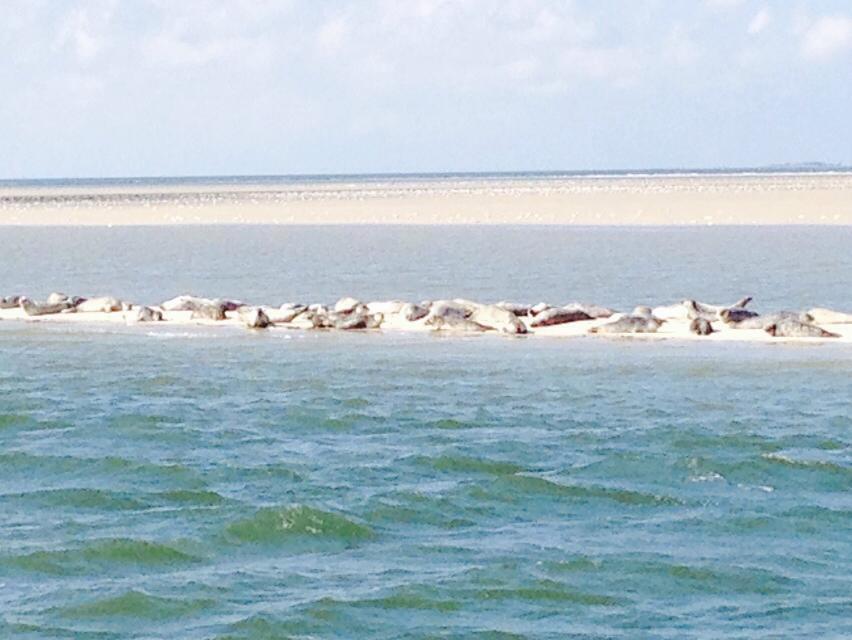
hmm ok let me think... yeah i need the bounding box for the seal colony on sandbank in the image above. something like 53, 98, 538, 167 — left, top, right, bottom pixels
2, 292, 852, 343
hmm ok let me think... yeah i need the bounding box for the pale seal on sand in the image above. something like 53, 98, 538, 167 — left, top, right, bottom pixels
239, 306, 272, 329
161, 295, 243, 312
725, 311, 812, 330
125, 305, 163, 323
401, 302, 429, 322
529, 302, 551, 316
367, 300, 406, 316
765, 319, 839, 338
426, 315, 487, 333
806, 308, 852, 324
425, 300, 470, 322
590, 315, 663, 334
271, 303, 307, 323
469, 304, 528, 334
334, 297, 362, 314
529, 307, 593, 327
75, 296, 123, 313
0, 296, 22, 309
496, 301, 531, 317
563, 303, 615, 319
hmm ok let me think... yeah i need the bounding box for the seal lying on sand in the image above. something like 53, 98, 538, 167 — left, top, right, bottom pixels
162, 295, 243, 312
653, 297, 752, 321
0, 296, 22, 309
125, 305, 163, 323
807, 308, 852, 324
563, 303, 615, 319
75, 296, 123, 313
690, 318, 714, 336
529, 307, 593, 327
469, 304, 527, 334
723, 311, 812, 329
426, 315, 487, 333
590, 314, 663, 334
239, 306, 272, 329
765, 319, 839, 338
19, 297, 73, 316
190, 303, 227, 321
401, 302, 429, 322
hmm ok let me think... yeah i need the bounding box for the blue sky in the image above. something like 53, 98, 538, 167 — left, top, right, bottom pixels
2, 0, 851, 178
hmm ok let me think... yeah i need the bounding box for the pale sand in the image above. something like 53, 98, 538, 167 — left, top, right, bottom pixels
2, 172, 852, 225
2, 307, 850, 344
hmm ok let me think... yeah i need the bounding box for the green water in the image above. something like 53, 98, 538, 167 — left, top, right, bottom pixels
1, 325, 850, 638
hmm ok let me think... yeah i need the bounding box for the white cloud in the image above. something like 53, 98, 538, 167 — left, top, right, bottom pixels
801, 15, 852, 61
747, 8, 770, 36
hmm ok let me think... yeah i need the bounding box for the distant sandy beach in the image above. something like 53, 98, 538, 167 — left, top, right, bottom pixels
2, 172, 852, 225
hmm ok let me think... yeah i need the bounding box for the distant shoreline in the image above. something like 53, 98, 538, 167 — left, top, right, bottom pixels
2, 166, 851, 189
2, 171, 851, 226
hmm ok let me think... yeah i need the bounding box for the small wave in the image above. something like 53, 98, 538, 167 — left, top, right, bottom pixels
471, 579, 622, 606
761, 452, 851, 476
60, 590, 215, 620
419, 454, 526, 476
224, 505, 373, 545
3, 538, 200, 575
156, 489, 226, 505
217, 614, 297, 640
479, 474, 682, 506
2, 487, 146, 510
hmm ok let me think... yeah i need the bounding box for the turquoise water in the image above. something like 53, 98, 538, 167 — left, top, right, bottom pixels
1, 225, 851, 638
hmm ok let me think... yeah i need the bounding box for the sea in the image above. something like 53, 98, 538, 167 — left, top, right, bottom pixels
0, 174, 851, 638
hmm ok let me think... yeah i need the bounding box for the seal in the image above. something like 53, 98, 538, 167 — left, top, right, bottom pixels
590, 314, 663, 334
529, 307, 592, 327
426, 315, 487, 333
239, 306, 272, 329
806, 308, 852, 324
563, 302, 615, 319
469, 304, 528, 334
401, 302, 429, 322
19, 297, 73, 316
75, 296, 123, 313
765, 319, 839, 338
334, 297, 362, 314
496, 301, 531, 317
689, 317, 714, 336
125, 305, 163, 323
717, 307, 760, 323
725, 311, 812, 330
0, 296, 22, 309
190, 303, 227, 321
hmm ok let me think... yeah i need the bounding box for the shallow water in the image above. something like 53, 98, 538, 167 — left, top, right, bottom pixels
1, 225, 852, 310
1, 224, 851, 638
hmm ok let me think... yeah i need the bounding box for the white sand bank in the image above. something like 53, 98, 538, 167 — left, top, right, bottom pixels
2, 173, 852, 225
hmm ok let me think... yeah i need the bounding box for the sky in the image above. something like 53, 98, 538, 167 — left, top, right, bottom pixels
2, 0, 851, 178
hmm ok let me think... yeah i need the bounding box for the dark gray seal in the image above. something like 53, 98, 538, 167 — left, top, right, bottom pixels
529, 307, 593, 327
689, 318, 714, 336
191, 303, 227, 321
239, 307, 272, 329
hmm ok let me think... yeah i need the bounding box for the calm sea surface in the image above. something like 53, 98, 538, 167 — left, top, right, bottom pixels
1, 217, 851, 638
